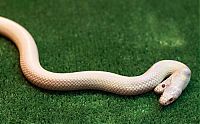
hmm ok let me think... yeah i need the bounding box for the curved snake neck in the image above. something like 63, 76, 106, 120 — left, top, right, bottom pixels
0, 17, 191, 105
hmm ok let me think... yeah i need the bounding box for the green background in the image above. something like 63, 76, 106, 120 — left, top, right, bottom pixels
0, 0, 199, 123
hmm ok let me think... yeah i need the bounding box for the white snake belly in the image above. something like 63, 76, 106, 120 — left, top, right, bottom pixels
0, 17, 191, 105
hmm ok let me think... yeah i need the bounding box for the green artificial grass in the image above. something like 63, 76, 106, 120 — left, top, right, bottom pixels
0, 0, 199, 123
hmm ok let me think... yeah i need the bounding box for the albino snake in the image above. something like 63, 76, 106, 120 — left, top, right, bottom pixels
0, 17, 191, 105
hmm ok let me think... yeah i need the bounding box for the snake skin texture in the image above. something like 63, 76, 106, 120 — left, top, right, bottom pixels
0, 17, 191, 105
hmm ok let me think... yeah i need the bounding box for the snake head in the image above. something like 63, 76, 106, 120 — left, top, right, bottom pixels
159, 86, 182, 105
159, 68, 191, 106
154, 76, 172, 94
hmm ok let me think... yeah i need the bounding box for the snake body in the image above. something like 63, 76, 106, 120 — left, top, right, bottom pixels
0, 17, 191, 105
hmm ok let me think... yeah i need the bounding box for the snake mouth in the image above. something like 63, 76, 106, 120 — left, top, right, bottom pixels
159, 95, 175, 106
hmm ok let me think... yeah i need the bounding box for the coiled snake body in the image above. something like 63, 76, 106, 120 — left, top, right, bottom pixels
0, 17, 191, 105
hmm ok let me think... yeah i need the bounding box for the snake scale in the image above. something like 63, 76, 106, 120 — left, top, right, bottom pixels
0, 17, 191, 105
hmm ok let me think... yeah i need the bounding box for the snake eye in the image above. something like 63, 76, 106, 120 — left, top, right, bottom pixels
162, 84, 165, 88
169, 98, 173, 102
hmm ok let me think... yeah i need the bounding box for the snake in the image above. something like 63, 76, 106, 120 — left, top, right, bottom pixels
0, 16, 191, 106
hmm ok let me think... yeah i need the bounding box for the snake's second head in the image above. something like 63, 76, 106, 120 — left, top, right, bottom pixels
158, 68, 191, 106
159, 86, 182, 105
